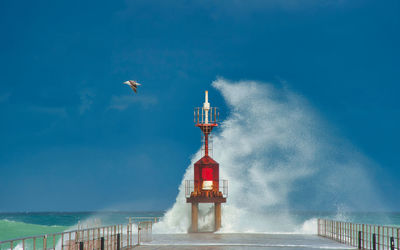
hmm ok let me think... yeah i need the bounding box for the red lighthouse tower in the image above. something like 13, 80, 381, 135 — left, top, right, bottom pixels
186, 91, 227, 232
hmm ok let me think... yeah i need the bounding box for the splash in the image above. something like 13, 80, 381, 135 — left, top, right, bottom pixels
154, 79, 384, 234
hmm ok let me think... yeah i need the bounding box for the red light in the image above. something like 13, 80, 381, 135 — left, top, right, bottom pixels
202, 168, 213, 180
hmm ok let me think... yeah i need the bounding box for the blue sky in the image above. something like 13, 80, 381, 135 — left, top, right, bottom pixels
0, 0, 399, 211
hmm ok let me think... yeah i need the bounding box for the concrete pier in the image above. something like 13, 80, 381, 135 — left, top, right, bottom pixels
214, 203, 221, 231
191, 203, 198, 233
130, 233, 352, 250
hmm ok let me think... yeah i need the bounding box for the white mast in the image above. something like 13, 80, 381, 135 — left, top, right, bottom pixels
203, 90, 210, 124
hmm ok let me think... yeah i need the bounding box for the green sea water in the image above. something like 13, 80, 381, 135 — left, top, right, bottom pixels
0, 219, 67, 242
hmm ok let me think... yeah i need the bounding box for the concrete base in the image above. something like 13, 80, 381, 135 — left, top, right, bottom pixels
214, 203, 221, 231
190, 203, 199, 233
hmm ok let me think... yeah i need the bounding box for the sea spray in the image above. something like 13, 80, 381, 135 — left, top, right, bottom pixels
153, 79, 385, 233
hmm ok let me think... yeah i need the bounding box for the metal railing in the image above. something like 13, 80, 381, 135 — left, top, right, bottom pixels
0, 217, 157, 250
128, 217, 161, 224
194, 107, 219, 124
185, 180, 194, 198
137, 221, 152, 243
318, 219, 400, 250
221, 179, 228, 197
185, 179, 228, 198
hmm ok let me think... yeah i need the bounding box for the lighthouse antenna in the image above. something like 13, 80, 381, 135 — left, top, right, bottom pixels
203, 90, 210, 124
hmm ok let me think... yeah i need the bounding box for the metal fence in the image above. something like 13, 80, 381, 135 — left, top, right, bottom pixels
0, 217, 156, 250
318, 219, 400, 250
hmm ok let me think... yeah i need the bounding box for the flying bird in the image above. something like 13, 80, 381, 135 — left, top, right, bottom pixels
123, 80, 141, 93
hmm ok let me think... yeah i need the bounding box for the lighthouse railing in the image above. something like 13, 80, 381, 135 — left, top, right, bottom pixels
222, 179, 228, 197
185, 180, 194, 198
184, 179, 228, 198
194, 107, 219, 124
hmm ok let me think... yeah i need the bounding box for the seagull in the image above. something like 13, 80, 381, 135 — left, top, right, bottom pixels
123, 80, 141, 93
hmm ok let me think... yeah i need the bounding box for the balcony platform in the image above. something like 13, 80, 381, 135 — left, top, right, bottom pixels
186, 196, 226, 203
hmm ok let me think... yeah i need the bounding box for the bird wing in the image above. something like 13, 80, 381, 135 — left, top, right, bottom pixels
130, 84, 137, 93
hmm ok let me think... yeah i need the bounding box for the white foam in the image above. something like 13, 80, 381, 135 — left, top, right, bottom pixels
153, 79, 383, 234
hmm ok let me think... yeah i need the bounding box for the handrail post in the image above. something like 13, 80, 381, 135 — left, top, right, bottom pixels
378, 226, 380, 250
373, 233, 376, 250
132, 223, 135, 246
114, 225, 117, 249
61, 233, 64, 250
362, 224, 365, 249
387, 227, 389, 250
126, 223, 129, 247
138, 226, 140, 246
397, 228, 400, 250
390, 236, 394, 250
97, 228, 100, 250
121, 225, 123, 247
358, 230, 362, 249
126, 224, 129, 246
43, 235, 47, 250
93, 228, 95, 250
106, 227, 109, 250
351, 223, 353, 246
348, 222, 349, 244
117, 234, 120, 250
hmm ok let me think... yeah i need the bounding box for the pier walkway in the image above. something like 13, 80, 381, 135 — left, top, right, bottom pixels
130, 233, 354, 250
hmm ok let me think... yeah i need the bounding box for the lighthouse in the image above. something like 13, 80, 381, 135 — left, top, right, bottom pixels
185, 91, 228, 232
